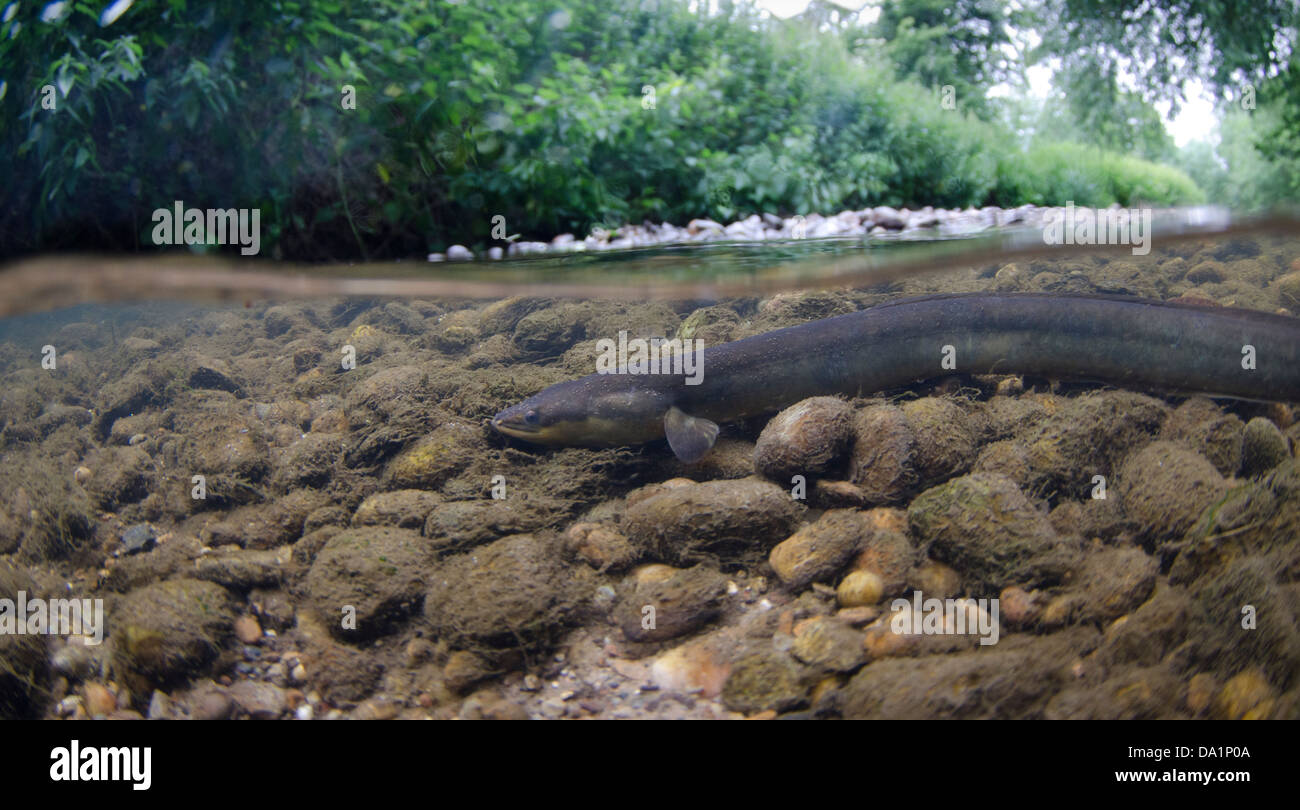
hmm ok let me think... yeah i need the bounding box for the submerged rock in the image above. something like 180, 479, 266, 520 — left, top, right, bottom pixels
908, 472, 1078, 594
1118, 441, 1228, 542
304, 527, 434, 641
848, 404, 917, 503
616, 564, 727, 643
622, 477, 804, 566
113, 579, 237, 686
0, 562, 46, 718
753, 396, 853, 480
1241, 417, 1291, 477
423, 533, 586, 646
841, 629, 1098, 719
768, 509, 869, 590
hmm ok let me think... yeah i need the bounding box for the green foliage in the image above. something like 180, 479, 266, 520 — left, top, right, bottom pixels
1175, 107, 1300, 212
0, 0, 1212, 260
992, 142, 1205, 208
869, 0, 1024, 121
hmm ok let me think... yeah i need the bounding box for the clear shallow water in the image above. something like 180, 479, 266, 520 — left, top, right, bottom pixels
2, 212, 1300, 720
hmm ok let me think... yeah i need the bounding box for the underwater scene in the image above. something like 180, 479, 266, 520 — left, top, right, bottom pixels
2, 1, 1299, 736
3, 221, 1300, 722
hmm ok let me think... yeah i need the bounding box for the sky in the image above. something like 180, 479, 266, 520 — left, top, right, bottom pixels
752, 0, 1220, 147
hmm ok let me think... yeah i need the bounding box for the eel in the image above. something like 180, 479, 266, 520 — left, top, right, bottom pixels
491, 292, 1300, 462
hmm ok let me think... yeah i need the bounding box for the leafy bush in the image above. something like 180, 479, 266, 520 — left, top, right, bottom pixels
991, 143, 1205, 208
0, 0, 1207, 261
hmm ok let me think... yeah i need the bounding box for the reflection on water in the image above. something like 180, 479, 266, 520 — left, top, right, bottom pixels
1, 218, 1299, 720
0, 208, 1294, 317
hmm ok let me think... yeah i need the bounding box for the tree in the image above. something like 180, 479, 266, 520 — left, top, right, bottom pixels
869, 0, 1023, 119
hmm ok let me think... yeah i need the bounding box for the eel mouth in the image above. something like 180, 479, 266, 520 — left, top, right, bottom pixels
490, 414, 538, 439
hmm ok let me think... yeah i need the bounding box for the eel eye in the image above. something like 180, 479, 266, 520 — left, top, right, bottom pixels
524, 409, 539, 425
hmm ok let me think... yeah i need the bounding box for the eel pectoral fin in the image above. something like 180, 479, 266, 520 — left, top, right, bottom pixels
664, 406, 719, 464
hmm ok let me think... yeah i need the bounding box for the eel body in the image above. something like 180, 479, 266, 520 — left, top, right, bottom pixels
491, 292, 1300, 461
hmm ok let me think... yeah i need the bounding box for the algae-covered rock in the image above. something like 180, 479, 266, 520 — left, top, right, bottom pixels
900, 397, 981, 485
616, 564, 727, 643
304, 527, 434, 641
351, 490, 444, 531
1038, 545, 1158, 628
677, 305, 743, 345
83, 445, 153, 509
1171, 459, 1300, 584
908, 472, 1078, 594
1187, 556, 1300, 688
273, 432, 344, 488
0, 561, 46, 718
423, 533, 585, 646
1273, 270, 1300, 310
848, 404, 917, 503
754, 397, 853, 480
423, 499, 557, 553
566, 522, 639, 572
848, 508, 921, 596
387, 421, 485, 489
841, 629, 1099, 719
1022, 391, 1167, 495
769, 509, 868, 590
1160, 397, 1243, 476
1047, 497, 1132, 542
622, 477, 804, 566
1044, 665, 1184, 720
1118, 441, 1228, 542
511, 306, 585, 357
790, 616, 866, 673
972, 439, 1031, 488
1093, 584, 1194, 669
112, 579, 237, 684
200, 489, 326, 549
720, 651, 811, 714
1241, 417, 1290, 477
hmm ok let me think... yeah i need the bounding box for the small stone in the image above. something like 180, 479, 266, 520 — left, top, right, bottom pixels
791, 616, 866, 672
769, 509, 868, 589
649, 639, 732, 698
836, 570, 883, 607
567, 522, 637, 571
835, 605, 880, 626
444, 650, 494, 692
147, 690, 174, 720
83, 682, 116, 717
234, 614, 262, 645
999, 586, 1042, 627
296, 704, 314, 720
229, 680, 287, 719
351, 696, 400, 720
73, 466, 92, 485
1211, 669, 1276, 720
51, 642, 93, 679
910, 559, 961, 600
120, 523, 156, 555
